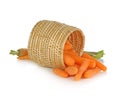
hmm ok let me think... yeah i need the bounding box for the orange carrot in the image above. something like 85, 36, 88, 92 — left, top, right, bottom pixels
88, 60, 96, 69
64, 50, 87, 65
53, 68, 69, 78
64, 40, 72, 51
64, 49, 78, 57
74, 64, 80, 69
74, 60, 89, 81
10, 48, 28, 57
18, 48, 28, 56
82, 52, 107, 71
83, 67, 101, 78
65, 66, 78, 76
65, 40, 71, 45
17, 55, 30, 60
52, 40, 107, 81
64, 54, 75, 66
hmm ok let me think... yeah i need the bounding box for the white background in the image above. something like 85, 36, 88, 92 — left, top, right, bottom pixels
0, 0, 120, 96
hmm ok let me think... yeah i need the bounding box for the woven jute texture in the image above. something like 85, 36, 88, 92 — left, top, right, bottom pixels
28, 20, 85, 68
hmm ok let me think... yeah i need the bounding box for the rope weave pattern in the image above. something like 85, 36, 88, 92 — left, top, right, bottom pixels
28, 20, 85, 68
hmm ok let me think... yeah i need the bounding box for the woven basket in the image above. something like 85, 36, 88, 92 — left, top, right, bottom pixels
28, 20, 85, 69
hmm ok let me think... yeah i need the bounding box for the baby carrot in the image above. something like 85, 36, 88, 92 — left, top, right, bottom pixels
74, 64, 80, 69
17, 55, 30, 60
82, 52, 107, 71
64, 45, 72, 51
74, 60, 89, 81
83, 67, 101, 78
64, 54, 75, 66
64, 50, 86, 65
88, 60, 96, 69
65, 40, 71, 45
65, 48, 96, 68
53, 68, 69, 78
64, 40, 72, 51
65, 66, 78, 76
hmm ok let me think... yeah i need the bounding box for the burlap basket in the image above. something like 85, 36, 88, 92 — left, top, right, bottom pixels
28, 20, 85, 69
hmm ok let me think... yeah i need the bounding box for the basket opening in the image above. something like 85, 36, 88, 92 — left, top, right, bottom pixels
66, 30, 85, 56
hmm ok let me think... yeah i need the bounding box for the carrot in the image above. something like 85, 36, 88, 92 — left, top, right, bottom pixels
64, 49, 78, 57
52, 40, 106, 81
74, 60, 89, 81
83, 67, 101, 78
65, 50, 96, 69
64, 50, 87, 65
17, 55, 30, 60
74, 64, 80, 69
10, 48, 28, 57
82, 52, 107, 71
65, 40, 71, 45
88, 60, 96, 69
64, 53, 75, 66
18, 48, 28, 56
65, 66, 78, 76
53, 68, 69, 78
64, 40, 72, 50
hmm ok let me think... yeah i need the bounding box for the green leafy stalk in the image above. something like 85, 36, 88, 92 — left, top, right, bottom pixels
93, 50, 104, 59
9, 50, 19, 56
85, 50, 105, 59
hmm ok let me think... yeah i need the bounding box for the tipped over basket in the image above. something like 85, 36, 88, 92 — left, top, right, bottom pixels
28, 20, 85, 69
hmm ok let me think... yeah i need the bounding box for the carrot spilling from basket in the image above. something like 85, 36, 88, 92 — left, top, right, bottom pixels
10, 40, 107, 81
53, 40, 107, 81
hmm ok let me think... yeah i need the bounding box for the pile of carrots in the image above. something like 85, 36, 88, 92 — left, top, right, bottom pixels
53, 40, 107, 81
10, 40, 107, 81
